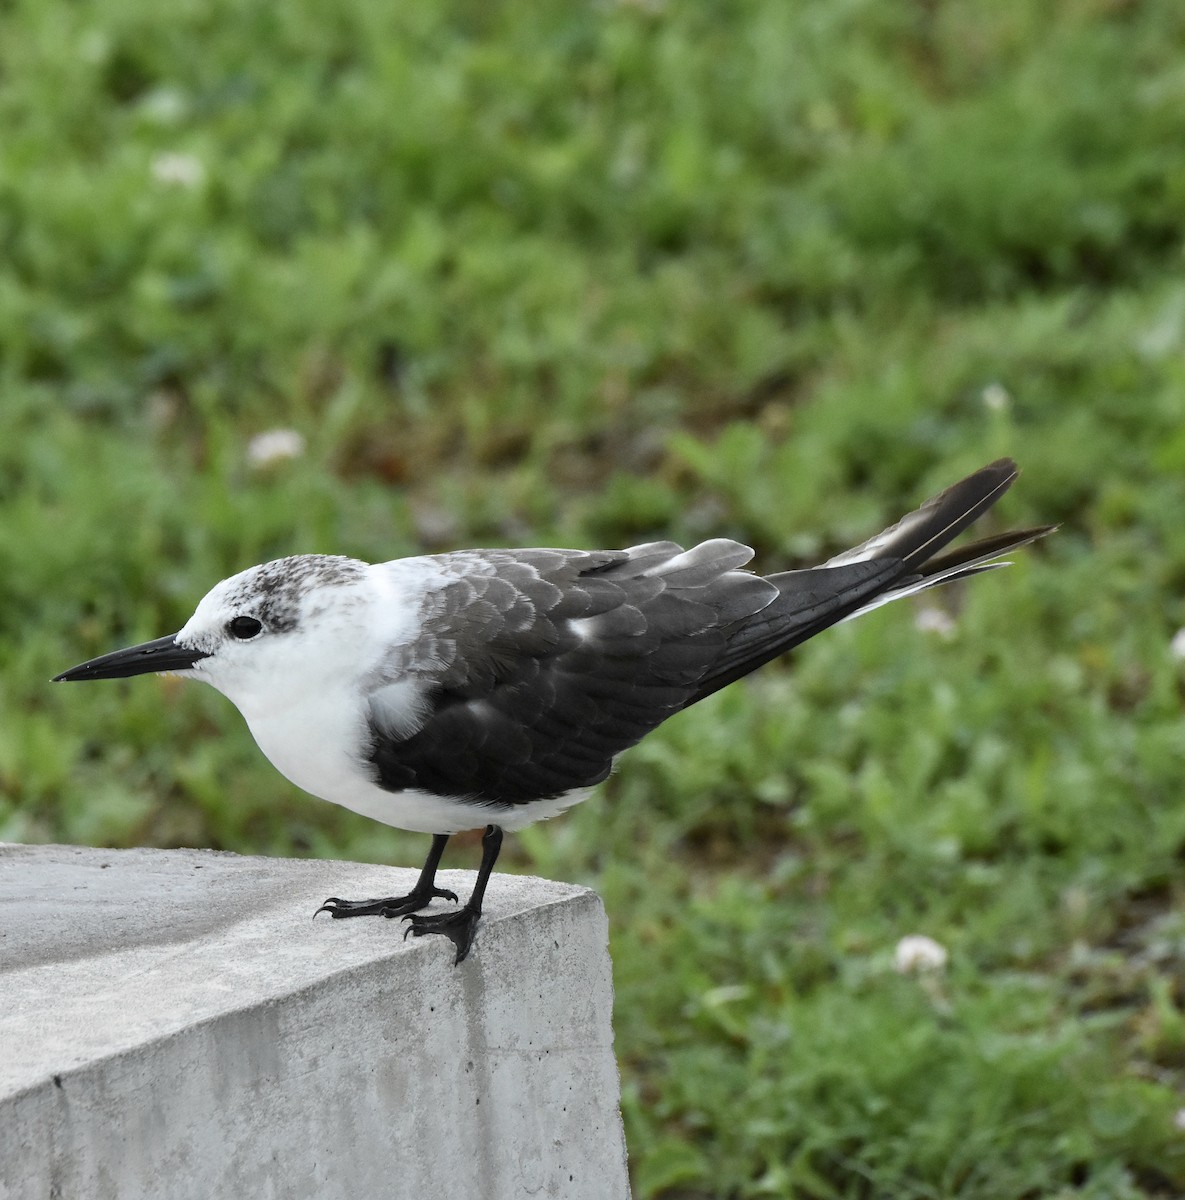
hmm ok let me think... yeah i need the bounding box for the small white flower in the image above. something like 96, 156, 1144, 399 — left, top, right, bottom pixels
151, 152, 205, 189
894, 934, 948, 974
914, 605, 956, 639
981, 382, 1011, 412
139, 87, 188, 126
1171, 628, 1185, 661
246, 429, 306, 469
1174, 1108, 1185, 1132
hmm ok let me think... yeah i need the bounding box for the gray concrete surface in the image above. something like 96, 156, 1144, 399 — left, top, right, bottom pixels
0, 843, 629, 1199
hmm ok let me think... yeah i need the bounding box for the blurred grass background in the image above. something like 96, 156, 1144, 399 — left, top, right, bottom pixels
3, 0, 1185, 1194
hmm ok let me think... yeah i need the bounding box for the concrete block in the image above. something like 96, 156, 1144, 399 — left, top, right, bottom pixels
0, 843, 629, 1200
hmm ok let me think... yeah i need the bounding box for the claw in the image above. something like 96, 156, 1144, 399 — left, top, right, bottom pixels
312, 887, 460, 922
403, 907, 481, 964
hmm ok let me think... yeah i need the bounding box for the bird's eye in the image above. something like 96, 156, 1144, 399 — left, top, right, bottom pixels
227, 616, 263, 640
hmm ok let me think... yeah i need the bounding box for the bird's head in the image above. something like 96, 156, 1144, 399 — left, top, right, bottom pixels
54, 555, 378, 716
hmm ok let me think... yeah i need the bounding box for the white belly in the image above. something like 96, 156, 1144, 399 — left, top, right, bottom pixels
240, 694, 591, 835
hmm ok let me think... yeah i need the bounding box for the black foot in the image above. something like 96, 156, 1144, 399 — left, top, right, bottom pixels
314, 885, 458, 921
403, 905, 482, 965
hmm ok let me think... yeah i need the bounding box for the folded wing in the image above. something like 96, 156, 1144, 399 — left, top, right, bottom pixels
363, 459, 1052, 807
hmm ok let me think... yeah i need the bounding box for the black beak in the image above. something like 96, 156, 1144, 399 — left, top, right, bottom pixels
53, 634, 209, 682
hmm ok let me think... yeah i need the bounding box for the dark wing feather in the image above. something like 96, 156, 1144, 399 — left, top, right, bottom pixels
683, 559, 902, 704
824, 458, 1020, 572
365, 460, 1051, 807
366, 545, 776, 806
687, 459, 1054, 702
364, 545, 903, 806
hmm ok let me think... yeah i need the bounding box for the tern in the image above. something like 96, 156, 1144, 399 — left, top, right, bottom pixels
55, 458, 1051, 963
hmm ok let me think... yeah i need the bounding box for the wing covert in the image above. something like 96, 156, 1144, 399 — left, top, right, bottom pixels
363, 544, 775, 805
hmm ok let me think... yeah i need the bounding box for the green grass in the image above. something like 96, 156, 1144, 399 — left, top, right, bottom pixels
3, 0, 1185, 1194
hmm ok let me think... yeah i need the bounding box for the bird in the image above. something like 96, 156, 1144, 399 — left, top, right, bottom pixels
54, 458, 1052, 963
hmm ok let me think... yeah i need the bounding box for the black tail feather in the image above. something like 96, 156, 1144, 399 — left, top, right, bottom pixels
687, 460, 1051, 705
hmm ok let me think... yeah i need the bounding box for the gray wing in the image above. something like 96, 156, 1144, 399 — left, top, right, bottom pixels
363, 542, 898, 807
363, 459, 1052, 807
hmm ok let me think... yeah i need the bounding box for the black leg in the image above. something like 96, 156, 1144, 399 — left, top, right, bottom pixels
403, 825, 503, 964
315, 834, 458, 920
